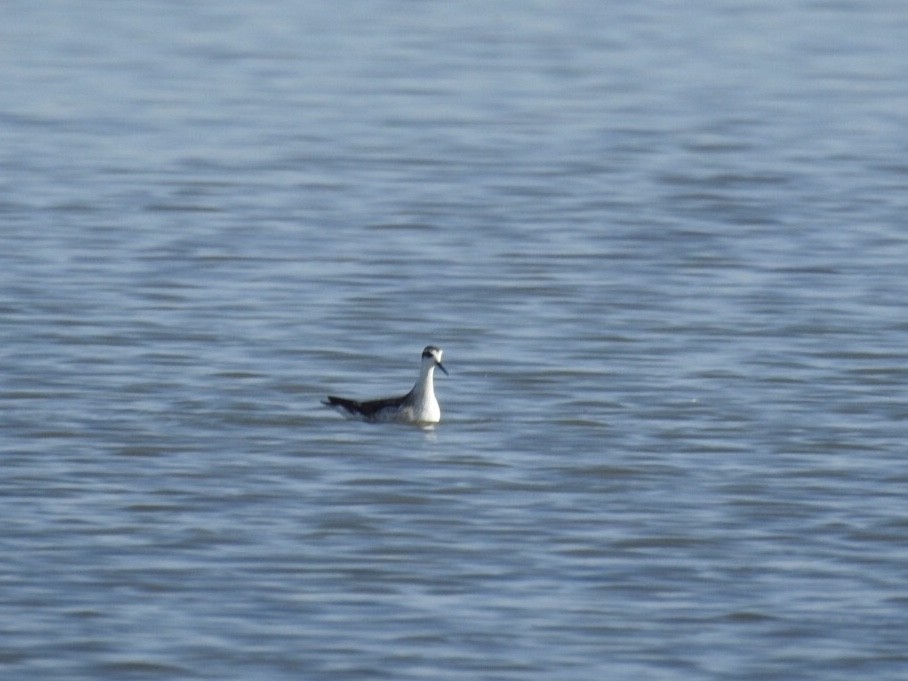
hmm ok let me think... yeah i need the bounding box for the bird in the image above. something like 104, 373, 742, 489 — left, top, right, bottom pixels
323, 346, 448, 424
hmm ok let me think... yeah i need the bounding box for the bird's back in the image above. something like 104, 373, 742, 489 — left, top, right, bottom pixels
323, 393, 410, 421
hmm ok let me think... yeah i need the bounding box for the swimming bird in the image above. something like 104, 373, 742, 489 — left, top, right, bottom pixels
323, 346, 448, 424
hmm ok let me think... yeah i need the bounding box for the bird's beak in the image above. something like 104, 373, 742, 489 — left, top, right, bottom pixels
436, 362, 449, 376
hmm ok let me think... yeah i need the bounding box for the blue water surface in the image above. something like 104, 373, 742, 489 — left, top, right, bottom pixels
2, 1, 907, 679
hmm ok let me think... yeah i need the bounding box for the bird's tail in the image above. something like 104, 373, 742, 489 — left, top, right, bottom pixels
323, 396, 361, 413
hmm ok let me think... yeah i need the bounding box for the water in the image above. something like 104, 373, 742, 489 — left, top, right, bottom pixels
2, 1, 907, 679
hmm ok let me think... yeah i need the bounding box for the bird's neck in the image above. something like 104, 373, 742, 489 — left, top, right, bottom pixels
413, 364, 435, 397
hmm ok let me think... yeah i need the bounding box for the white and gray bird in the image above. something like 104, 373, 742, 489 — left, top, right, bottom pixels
323, 346, 448, 424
